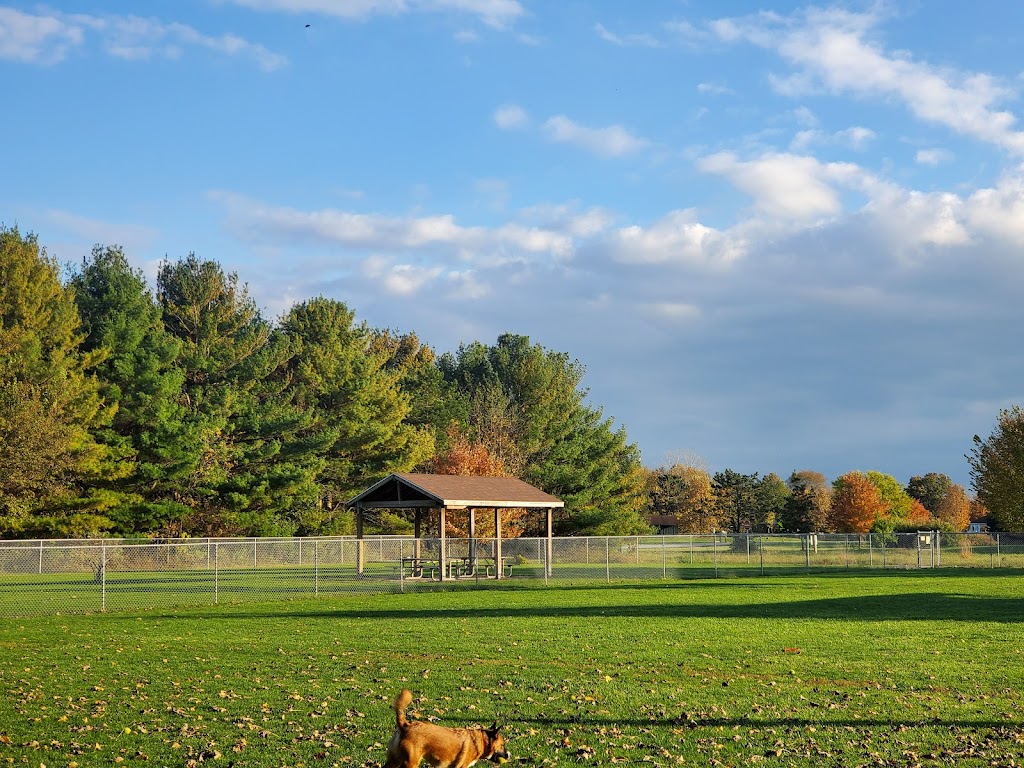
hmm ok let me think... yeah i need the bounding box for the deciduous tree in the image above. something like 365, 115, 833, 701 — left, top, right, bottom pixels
865, 471, 915, 523
427, 422, 525, 537
906, 473, 953, 517
969, 406, 1024, 531
754, 473, 790, 532
647, 464, 717, 532
831, 472, 886, 533
935, 483, 971, 531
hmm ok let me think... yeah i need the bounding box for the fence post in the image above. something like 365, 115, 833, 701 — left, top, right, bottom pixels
662, 536, 667, 579
254, 538, 258, 569
746, 534, 750, 565
38, 540, 43, 575
805, 535, 810, 574
845, 536, 849, 569
997, 533, 1001, 568
759, 536, 764, 575
869, 534, 873, 568
101, 542, 107, 613
214, 543, 219, 605
314, 539, 319, 597
713, 534, 718, 578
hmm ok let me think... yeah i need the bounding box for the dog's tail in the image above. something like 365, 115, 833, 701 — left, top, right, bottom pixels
393, 689, 413, 729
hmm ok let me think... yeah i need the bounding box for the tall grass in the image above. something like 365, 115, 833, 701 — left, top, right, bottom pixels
2, 572, 1023, 766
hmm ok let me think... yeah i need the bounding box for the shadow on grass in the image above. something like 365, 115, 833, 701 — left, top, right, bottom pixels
120, 577, 1024, 623
441, 712, 1022, 731
313, 591, 1024, 622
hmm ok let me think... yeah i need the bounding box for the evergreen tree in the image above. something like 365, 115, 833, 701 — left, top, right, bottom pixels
781, 470, 832, 532
711, 469, 760, 532
280, 298, 433, 527
70, 246, 191, 533
157, 255, 328, 535
0, 227, 121, 536
439, 334, 649, 534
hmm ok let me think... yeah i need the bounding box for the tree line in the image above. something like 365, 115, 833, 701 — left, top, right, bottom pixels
3, 226, 1021, 540
0, 227, 648, 539
646, 465, 983, 535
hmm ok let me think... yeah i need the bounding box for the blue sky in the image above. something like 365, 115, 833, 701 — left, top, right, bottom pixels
4, 1, 1024, 487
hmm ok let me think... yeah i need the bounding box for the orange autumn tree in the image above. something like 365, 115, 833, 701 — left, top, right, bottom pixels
426, 423, 527, 537
906, 498, 932, 525
831, 472, 887, 533
936, 484, 972, 531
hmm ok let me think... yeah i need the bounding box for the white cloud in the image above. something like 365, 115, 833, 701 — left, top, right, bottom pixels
0, 8, 285, 69
516, 201, 616, 238
493, 103, 530, 129
791, 125, 875, 151
712, 6, 1024, 154
862, 189, 970, 252
697, 82, 733, 95
606, 209, 744, 267
221, 0, 525, 29
446, 270, 490, 299
792, 106, 818, 127
594, 22, 660, 48
699, 151, 866, 220
543, 115, 649, 157
915, 148, 951, 166
965, 173, 1024, 245
0, 7, 82, 63
211, 191, 576, 266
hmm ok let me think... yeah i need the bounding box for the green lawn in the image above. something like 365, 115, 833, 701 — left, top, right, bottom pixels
2, 572, 1024, 767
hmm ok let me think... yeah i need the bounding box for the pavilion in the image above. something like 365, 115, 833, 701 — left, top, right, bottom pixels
345, 473, 564, 580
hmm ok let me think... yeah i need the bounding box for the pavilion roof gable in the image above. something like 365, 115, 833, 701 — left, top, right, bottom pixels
347, 473, 564, 509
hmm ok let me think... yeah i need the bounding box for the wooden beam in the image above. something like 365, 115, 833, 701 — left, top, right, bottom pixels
438, 506, 447, 582
494, 508, 503, 580
356, 503, 364, 576
545, 507, 553, 578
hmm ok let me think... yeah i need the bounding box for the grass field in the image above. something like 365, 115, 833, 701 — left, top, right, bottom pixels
2, 572, 1024, 767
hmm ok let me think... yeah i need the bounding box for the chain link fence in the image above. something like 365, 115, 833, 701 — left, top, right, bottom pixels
1, 532, 1020, 617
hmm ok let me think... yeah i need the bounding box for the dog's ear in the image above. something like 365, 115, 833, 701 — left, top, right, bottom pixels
488, 722, 501, 733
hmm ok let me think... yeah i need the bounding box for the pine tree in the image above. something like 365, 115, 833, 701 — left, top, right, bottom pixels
70, 245, 192, 533
280, 298, 433, 527
157, 255, 328, 535
0, 227, 121, 536
439, 334, 649, 535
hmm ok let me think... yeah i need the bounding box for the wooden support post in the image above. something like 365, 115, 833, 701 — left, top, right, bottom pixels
545, 508, 553, 578
469, 509, 477, 575
438, 506, 447, 581
356, 503, 365, 577
414, 509, 422, 560
494, 508, 503, 580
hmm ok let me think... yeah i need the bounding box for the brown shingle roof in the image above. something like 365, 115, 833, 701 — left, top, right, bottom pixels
347, 473, 563, 508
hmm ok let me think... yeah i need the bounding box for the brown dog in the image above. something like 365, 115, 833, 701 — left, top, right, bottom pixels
384, 689, 510, 768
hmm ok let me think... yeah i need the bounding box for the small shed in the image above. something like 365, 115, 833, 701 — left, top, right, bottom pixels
346, 473, 564, 580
